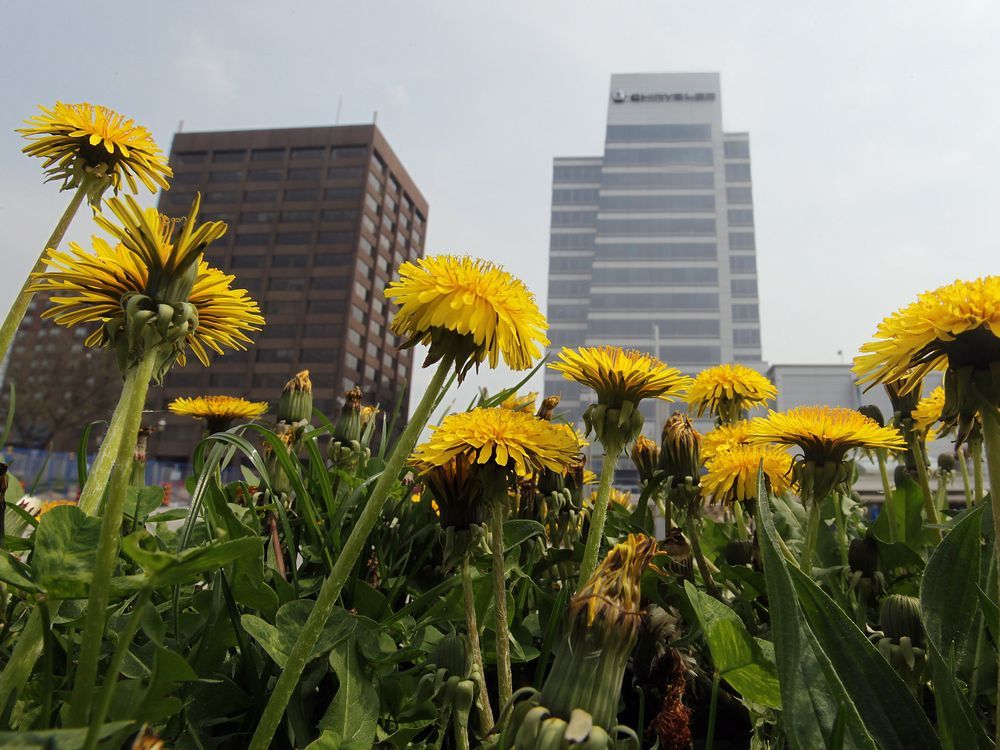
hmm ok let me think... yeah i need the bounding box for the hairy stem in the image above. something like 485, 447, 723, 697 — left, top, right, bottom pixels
462, 553, 494, 732
876, 450, 896, 542
68, 351, 157, 725
978, 405, 1000, 747
576, 449, 620, 590
489, 493, 512, 709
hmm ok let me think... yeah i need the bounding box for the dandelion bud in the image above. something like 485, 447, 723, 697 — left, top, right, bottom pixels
630, 434, 660, 485
879, 594, 923, 645
278, 370, 312, 424
848, 536, 879, 578
725, 539, 755, 566
536, 395, 560, 421
434, 632, 472, 679
332, 386, 363, 445
937, 452, 956, 473
660, 413, 702, 486
857, 404, 885, 428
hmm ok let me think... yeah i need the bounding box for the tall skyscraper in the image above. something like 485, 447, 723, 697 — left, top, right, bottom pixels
544, 73, 762, 430
149, 124, 428, 460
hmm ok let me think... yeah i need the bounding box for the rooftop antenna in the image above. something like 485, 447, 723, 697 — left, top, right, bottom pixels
837, 349, 844, 363
335, 95, 343, 125
373, 110, 378, 124
177, 120, 184, 133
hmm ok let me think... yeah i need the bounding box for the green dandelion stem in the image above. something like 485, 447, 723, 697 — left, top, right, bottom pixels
68, 349, 157, 726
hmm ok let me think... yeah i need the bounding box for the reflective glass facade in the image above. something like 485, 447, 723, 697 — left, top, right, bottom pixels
545, 73, 763, 440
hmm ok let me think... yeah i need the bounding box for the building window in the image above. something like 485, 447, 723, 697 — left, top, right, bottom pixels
603, 147, 713, 167
726, 187, 753, 205
252, 148, 285, 161
550, 211, 596, 228
262, 323, 298, 338
345, 353, 359, 371
594, 217, 716, 236
235, 233, 269, 247
318, 230, 353, 243
314, 252, 351, 266
209, 373, 245, 387
552, 164, 601, 182
605, 123, 712, 142
733, 329, 761, 346
280, 210, 314, 223
230, 254, 264, 268
254, 373, 290, 388
312, 275, 347, 290
213, 150, 246, 163
325, 187, 358, 200
729, 232, 756, 250
269, 277, 307, 292
272, 254, 309, 268
331, 146, 368, 159
308, 299, 342, 314
249, 169, 281, 182
291, 146, 326, 160
209, 170, 243, 182
365, 193, 380, 214
368, 171, 383, 192
205, 190, 238, 203
327, 165, 364, 180
173, 151, 207, 165
732, 303, 759, 321
300, 348, 336, 361
727, 209, 754, 227
304, 323, 340, 338
725, 163, 752, 182
347, 329, 362, 346
245, 189, 277, 202
731, 279, 758, 298
276, 231, 310, 245
285, 188, 319, 201
288, 167, 320, 181
256, 348, 295, 363
730, 255, 757, 273
240, 211, 274, 224
321, 208, 357, 222
172, 172, 203, 185
724, 140, 751, 158
266, 300, 305, 314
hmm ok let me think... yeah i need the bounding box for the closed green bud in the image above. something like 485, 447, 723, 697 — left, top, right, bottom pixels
630, 434, 660, 485
937, 452, 956, 472
848, 536, 879, 578
278, 369, 313, 424
857, 404, 885, 428
659, 412, 702, 487
332, 386, 363, 444
880, 594, 923, 645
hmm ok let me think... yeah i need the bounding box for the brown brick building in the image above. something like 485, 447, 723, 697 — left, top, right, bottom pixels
149, 124, 428, 460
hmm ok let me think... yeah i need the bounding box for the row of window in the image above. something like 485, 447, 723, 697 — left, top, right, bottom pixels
590, 292, 720, 311
229, 253, 353, 271
728, 209, 754, 227
595, 217, 716, 236
604, 147, 714, 167
726, 187, 752, 205
586, 318, 721, 337
173, 145, 368, 165
730, 255, 756, 273
594, 242, 718, 260
599, 194, 716, 212
591, 266, 719, 286
233, 230, 355, 247
552, 164, 601, 183
725, 163, 752, 182
605, 124, 712, 143
601, 171, 714, 190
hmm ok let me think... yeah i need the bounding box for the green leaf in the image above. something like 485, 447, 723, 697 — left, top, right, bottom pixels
0, 550, 39, 593
0, 721, 132, 748
123, 485, 165, 524
122, 530, 261, 587
920, 504, 985, 660
927, 643, 991, 750
787, 565, 938, 749
684, 581, 781, 708
311, 636, 379, 749
503, 519, 546, 552
977, 585, 999, 644
242, 601, 355, 668
871, 474, 925, 549
756, 474, 876, 750
32, 505, 102, 598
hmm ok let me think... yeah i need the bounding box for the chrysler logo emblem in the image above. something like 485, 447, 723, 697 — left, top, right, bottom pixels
611, 89, 627, 103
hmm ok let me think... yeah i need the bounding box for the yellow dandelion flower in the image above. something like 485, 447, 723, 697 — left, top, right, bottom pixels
29, 200, 262, 371
410, 408, 579, 479
911, 387, 945, 435
500, 391, 538, 412
170, 396, 268, 433
19, 102, 171, 198
701, 421, 754, 461
687, 364, 776, 422
549, 346, 692, 408
384, 255, 548, 377
582, 469, 599, 485
747, 406, 905, 464
853, 276, 1000, 393
700, 444, 795, 505
36, 499, 77, 519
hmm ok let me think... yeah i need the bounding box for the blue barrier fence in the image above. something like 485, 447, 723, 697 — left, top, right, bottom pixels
0, 447, 241, 499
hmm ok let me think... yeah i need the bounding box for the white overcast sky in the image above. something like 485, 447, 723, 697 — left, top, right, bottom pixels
1, 1, 997, 418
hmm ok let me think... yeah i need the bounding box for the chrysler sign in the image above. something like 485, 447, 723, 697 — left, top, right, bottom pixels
611, 90, 716, 103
